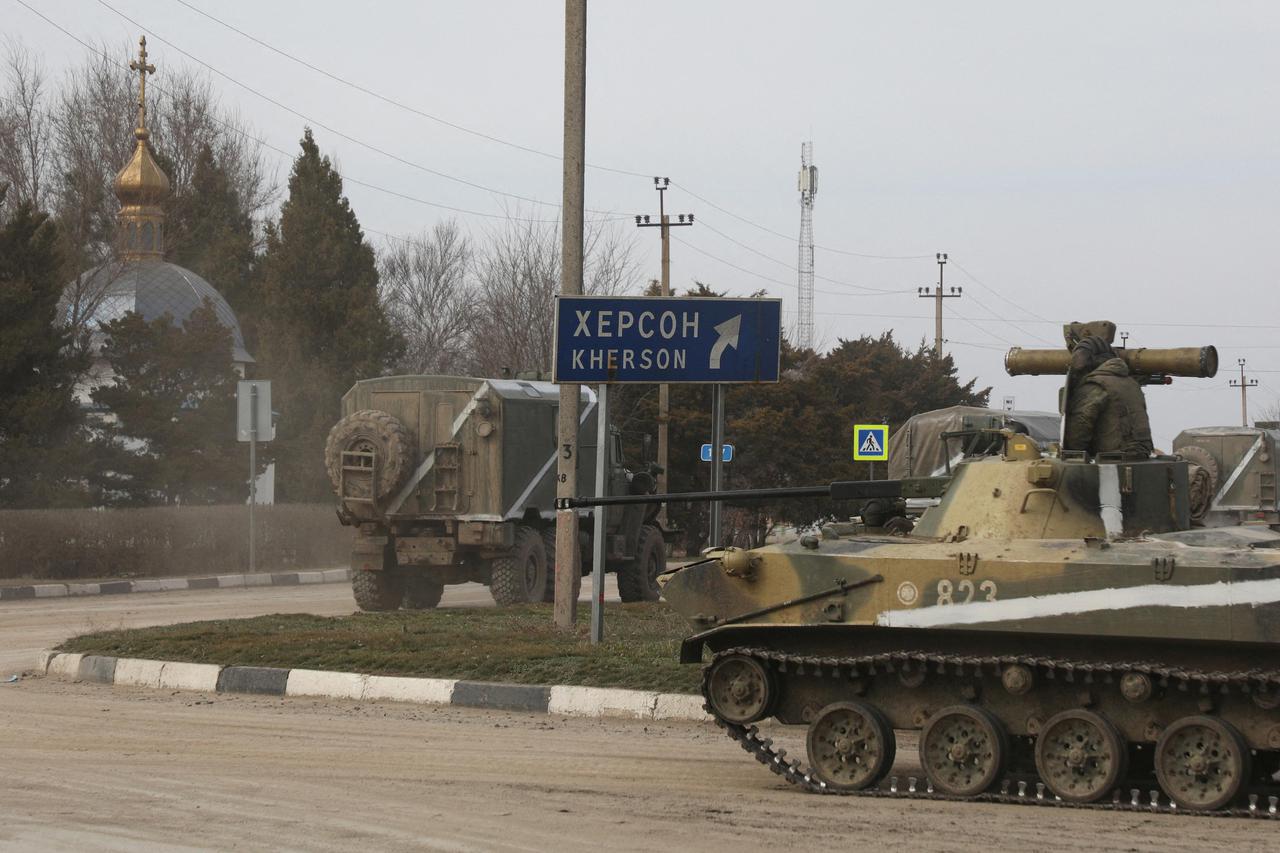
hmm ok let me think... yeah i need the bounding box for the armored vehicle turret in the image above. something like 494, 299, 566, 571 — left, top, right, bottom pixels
650, 323, 1280, 814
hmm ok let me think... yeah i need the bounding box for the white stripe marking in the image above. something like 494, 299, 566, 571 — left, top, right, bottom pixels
386, 383, 492, 515
877, 577, 1280, 628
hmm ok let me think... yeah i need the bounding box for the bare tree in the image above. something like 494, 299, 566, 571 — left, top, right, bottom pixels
468, 212, 640, 377
0, 40, 52, 216
379, 220, 475, 375
46, 41, 274, 272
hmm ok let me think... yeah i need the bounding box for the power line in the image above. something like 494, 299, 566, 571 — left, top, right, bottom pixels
167, 0, 652, 179
94, 0, 630, 217
671, 180, 932, 260
698, 220, 910, 295
11, 0, 612, 225
156, 0, 946, 264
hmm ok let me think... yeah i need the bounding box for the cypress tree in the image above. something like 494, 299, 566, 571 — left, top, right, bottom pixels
255, 129, 402, 501
90, 300, 245, 505
166, 144, 257, 328
0, 191, 90, 507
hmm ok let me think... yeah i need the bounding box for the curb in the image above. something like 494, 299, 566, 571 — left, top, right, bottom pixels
35, 650, 711, 723
0, 568, 350, 603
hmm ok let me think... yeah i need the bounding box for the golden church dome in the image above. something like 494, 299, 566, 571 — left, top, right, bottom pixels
115, 36, 169, 260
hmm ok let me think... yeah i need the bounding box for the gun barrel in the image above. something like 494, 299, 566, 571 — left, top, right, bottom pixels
1005, 345, 1218, 378
555, 480, 906, 511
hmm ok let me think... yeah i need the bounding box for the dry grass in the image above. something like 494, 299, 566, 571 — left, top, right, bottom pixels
0, 504, 349, 581
58, 603, 703, 693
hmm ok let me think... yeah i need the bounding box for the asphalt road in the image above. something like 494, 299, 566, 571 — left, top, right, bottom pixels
0, 576, 621, 677
4, 679, 1275, 853
3, 579, 1276, 851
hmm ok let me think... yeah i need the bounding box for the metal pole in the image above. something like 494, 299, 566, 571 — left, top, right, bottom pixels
1241, 361, 1248, 427
248, 383, 257, 575
657, 202, 670, 517
709, 384, 725, 548
554, 0, 587, 630
934, 258, 944, 359
590, 383, 608, 643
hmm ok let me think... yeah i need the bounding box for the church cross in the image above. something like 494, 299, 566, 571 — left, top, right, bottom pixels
129, 36, 155, 133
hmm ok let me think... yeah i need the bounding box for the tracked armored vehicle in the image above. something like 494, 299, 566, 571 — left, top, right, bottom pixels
651, 324, 1280, 815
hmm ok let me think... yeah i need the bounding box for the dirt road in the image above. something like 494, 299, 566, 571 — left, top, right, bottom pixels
0, 577, 622, 676
3, 678, 1274, 852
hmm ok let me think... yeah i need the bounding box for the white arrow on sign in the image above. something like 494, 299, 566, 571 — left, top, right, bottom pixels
709, 314, 741, 369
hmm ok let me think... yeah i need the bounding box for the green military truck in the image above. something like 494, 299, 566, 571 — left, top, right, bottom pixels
325, 375, 667, 611
1175, 424, 1280, 527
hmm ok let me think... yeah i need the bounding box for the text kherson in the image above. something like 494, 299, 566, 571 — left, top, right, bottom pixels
571, 309, 701, 340
570, 348, 688, 371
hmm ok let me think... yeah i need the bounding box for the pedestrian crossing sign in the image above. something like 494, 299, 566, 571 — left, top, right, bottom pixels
853, 424, 889, 461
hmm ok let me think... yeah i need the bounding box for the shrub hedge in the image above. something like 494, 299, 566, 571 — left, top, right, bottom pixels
0, 504, 350, 580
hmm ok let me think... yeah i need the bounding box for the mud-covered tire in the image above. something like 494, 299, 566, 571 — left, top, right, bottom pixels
352, 568, 405, 611
489, 525, 548, 606
540, 527, 558, 603
402, 574, 444, 609
618, 524, 664, 602
324, 410, 416, 502
1178, 445, 1219, 524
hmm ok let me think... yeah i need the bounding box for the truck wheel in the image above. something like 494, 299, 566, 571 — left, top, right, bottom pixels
540, 527, 558, 603
490, 526, 548, 606
618, 524, 664, 602
352, 567, 405, 611
402, 574, 444, 609
325, 410, 416, 503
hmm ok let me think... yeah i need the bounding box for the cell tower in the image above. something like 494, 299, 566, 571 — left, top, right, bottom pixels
797, 142, 818, 350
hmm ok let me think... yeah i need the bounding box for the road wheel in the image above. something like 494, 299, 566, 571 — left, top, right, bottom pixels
919, 705, 1009, 797
618, 524, 664, 602
352, 567, 405, 611
402, 573, 444, 610
1034, 709, 1127, 803
489, 525, 548, 605
705, 653, 776, 724
324, 410, 416, 506
1155, 715, 1250, 810
806, 701, 897, 792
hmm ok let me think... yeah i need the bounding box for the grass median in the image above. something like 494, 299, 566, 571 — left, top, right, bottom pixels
57, 603, 704, 694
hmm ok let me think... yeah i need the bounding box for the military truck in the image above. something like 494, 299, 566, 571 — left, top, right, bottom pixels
325, 375, 667, 611
1175, 425, 1280, 527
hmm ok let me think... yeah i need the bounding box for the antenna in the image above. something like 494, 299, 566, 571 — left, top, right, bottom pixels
797, 142, 817, 350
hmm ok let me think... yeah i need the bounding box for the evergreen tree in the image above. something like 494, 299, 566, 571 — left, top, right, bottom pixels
90, 300, 245, 505
0, 190, 90, 507
254, 128, 402, 500
165, 144, 256, 325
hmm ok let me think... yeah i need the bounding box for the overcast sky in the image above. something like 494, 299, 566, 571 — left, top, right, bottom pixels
12, 0, 1280, 448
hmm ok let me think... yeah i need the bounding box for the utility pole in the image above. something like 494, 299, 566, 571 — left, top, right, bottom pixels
1230, 358, 1258, 428
554, 0, 586, 630
917, 252, 961, 358
636, 177, 693, 506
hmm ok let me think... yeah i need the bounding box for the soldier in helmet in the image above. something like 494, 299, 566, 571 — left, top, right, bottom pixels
1062, 336, 1154, 458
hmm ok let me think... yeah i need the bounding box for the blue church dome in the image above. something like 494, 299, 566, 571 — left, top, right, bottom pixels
68, 259, 253, 365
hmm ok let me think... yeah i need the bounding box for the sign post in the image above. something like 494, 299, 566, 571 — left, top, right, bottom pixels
853, 422, 889, 480
237, 380, 273, 575
554, 295, 781, 642
590, 384, 608, 643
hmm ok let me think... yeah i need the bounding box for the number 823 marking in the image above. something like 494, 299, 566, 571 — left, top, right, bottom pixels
936, 578, 998, 605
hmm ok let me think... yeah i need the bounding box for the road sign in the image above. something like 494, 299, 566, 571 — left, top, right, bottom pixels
701, 443, 734, 462
553, 295, 782, 384
236, 381, 273, 442
853, 424, 889, 461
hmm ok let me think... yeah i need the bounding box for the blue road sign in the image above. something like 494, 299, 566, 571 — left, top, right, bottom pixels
853, 424, 889, 461
700, 443, 734, 462
553, 296, 782, 384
